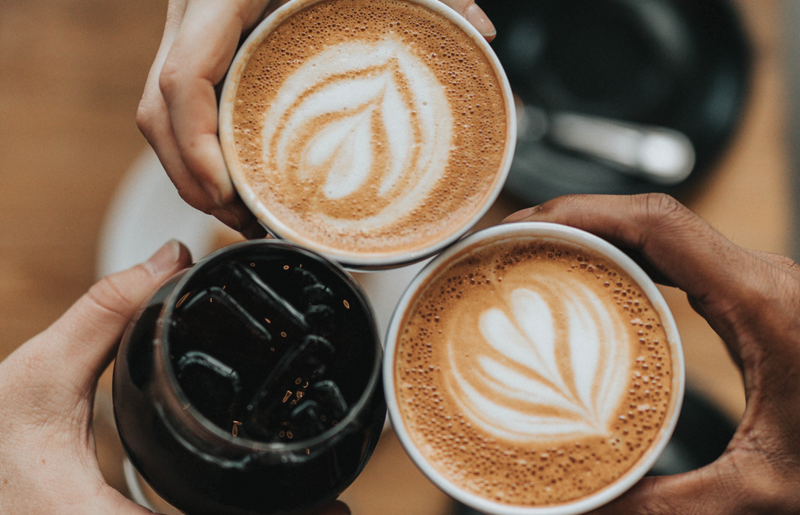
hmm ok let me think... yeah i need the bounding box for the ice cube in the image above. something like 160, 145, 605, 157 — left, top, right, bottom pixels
313, 380, 348, 421
182, 287, 271, 342
289, 400, 326, 439
221, 261, 309, 332
176, 351, 242, 428
302, 283, 335, 305
304, 305, 336, 335
244, 335, 335, 440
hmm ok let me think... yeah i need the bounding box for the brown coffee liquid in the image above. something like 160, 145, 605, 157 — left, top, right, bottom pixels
395, 238, 675, 506
232, 0, 507, 258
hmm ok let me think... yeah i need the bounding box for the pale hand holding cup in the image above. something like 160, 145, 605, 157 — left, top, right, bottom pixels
135, 0, 496, 237
0, 241, 349, 515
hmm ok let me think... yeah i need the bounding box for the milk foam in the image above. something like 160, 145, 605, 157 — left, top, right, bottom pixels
396, 239, 675, 506
448, 279, 630, 441
262, 38, 453, 233
231, 0, 509, 258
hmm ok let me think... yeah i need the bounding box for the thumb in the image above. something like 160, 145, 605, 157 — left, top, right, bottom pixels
589, 462, 745, 515
28, 240, 192, 396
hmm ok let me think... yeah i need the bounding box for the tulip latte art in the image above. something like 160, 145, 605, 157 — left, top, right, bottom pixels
395, 238, 676, 506
231, 0, 509, 260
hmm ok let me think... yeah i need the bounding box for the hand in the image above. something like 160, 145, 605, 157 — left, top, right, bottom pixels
0, 240, 350, 515
505, 194, 800, 514
135, 0, 496, 238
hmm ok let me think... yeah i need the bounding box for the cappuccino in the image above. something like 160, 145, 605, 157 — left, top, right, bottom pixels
388, 224, 683, 511
221, 0, 514, 267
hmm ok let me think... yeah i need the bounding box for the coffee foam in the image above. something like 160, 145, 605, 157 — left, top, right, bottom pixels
232, 0, 508, 259
395, 238, 674, 506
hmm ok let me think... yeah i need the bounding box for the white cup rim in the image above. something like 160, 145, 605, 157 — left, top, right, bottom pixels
218, 0, 517, 269
383, 222, 685, 515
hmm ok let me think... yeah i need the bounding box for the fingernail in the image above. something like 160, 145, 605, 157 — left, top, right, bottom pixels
503, 205, 542, 223
211, 208, 243, 231
145, 239, 181, 275
465, 3, 496, 39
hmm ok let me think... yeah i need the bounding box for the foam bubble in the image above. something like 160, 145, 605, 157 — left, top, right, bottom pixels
396, 239, 675, 506
232, 0, 508, 257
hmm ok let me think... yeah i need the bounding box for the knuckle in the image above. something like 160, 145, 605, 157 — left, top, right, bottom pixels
158, 55, 183, 100
637, 193, 686, 225
135, 101, 155, 140
86, 271, 143, 322
632, 193, 701, 250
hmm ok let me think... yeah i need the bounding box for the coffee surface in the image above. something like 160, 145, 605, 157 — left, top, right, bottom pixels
232, 0, 508, 259
395, 237, 675, 506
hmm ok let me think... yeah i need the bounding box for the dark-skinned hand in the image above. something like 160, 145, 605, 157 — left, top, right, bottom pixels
505, 193, 800, 515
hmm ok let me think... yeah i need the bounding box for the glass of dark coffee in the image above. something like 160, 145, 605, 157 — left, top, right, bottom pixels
113, 240, 386, 515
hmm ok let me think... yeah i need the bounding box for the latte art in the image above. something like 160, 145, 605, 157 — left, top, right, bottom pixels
261, 38, 453, 230
228, 0, 511, 263
448, 279, 630, 442
395, 237, 677, 506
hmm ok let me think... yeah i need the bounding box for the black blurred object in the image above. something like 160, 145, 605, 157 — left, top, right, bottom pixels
450, 388, 737, 514
485, 0, 752, 204
646, 387, 737, 476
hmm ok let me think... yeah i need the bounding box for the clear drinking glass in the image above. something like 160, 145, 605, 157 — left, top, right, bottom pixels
113, 240, 386, 515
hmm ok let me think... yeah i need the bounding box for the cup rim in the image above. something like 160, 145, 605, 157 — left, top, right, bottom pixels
154, 239, 384, 455
218, 0, 517, 269
383, 222, 685, 515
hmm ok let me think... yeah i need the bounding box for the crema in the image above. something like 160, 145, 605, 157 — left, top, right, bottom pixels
226, 0, 512, 265
395, 237, 675, 506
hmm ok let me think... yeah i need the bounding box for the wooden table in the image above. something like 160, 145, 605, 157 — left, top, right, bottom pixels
0, 0, 792, 513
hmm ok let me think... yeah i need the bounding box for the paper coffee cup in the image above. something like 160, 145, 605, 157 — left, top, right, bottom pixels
384, 222, 685, 514
219, 0, 516, 269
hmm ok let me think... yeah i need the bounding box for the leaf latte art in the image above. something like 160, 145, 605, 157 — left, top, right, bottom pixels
230, 0, 509, 260
262, 38, 452, 227
396, 239, 676, 506
448, 280, 630, 442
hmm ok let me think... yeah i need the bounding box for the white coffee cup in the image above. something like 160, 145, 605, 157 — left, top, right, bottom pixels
219, 0, 516, 269
384, 222, 685, 515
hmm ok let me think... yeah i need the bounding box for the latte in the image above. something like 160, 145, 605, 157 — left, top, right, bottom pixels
220, 0, 514, 267
388, 225, 683, 510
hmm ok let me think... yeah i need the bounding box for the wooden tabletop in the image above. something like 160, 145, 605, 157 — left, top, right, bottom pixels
0, 0, 793, 513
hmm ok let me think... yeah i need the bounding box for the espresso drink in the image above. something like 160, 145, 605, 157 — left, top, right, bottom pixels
228, 0, 511, 263
394, 236, 676, 506
113, 242, 386, 515
168, 251, 374, 443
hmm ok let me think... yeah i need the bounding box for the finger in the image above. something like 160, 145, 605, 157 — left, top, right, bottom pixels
440, 0, 496, 40
747, 249, 800, 280
139, 87, 258, 232
502, 194, 757, 313
159, 0, 269, 206
32, 240, 192, 396
137, 1, 258, 232
137, 0, 215, 211
589, 466, 747, 515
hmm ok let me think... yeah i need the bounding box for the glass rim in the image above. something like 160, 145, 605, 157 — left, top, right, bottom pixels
154, 239, 384, 454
